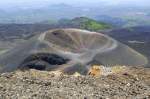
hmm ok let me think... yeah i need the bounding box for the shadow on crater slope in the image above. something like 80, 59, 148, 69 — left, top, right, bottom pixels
0, 28, 148, 74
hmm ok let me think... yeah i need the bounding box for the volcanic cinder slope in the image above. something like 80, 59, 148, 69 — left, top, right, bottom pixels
0, 29, 148, 74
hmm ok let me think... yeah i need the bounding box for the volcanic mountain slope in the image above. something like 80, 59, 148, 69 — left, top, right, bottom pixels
102, 26, 150, 66
0, 29, 148, 74
0, 67, 150, 99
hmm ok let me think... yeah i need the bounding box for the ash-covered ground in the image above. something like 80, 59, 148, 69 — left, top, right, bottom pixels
0, 67, 150, 99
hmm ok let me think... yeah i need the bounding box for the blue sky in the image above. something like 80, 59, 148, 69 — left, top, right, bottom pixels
0, 0, 149, 4
0, 0, 150, 8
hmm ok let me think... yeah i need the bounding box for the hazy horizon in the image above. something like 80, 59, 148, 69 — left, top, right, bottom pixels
0, 0, 150, 9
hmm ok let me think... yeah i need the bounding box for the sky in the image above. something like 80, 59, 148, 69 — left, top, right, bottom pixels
0, 0, 150, 8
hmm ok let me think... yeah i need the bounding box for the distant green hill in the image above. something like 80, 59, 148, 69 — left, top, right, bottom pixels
36, 17, 112, 31
71, 17, 111, 31
58, 17, 112, 31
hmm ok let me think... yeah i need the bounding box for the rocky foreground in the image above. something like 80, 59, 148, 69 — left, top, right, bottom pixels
0, 67, 150, 99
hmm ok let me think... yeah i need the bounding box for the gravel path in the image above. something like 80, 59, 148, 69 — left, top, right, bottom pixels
0, 67, 150, 99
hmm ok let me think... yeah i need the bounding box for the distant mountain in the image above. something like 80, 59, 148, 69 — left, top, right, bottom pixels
0, 3, 150, 27
0, 4, 83, 23
40, 17, 112, 31
95, 15, 127, 27
58, 17, 111, 31
9, 4, 101, 24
